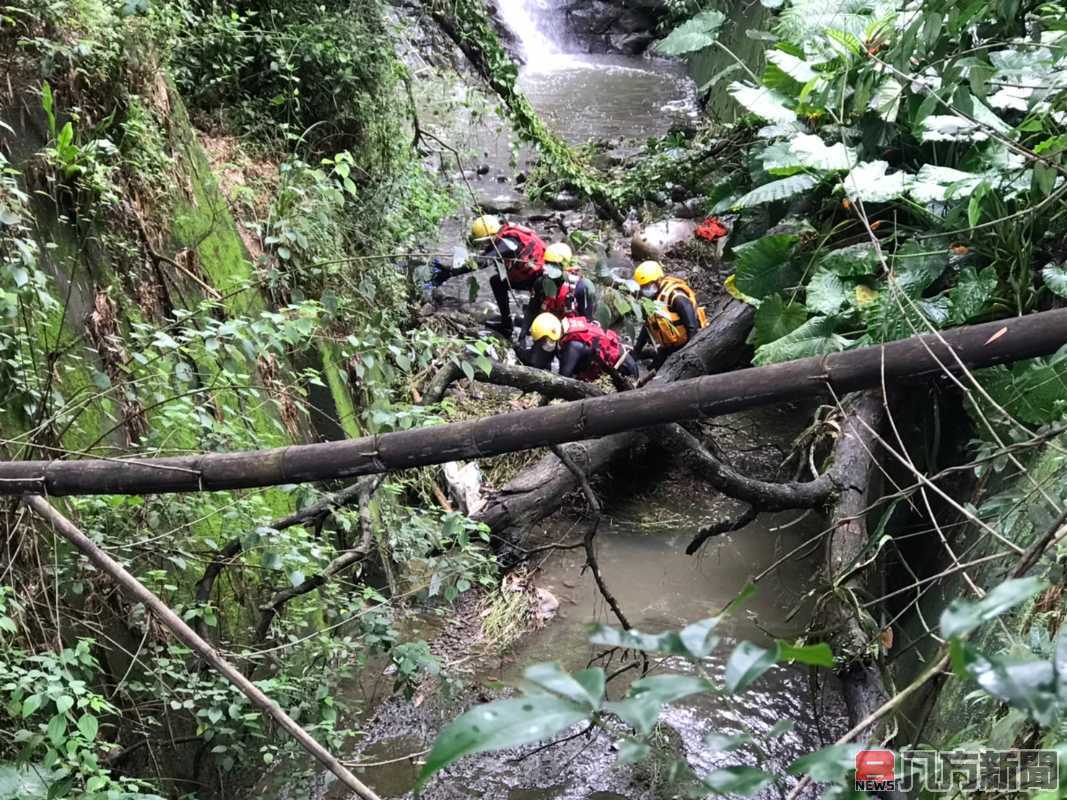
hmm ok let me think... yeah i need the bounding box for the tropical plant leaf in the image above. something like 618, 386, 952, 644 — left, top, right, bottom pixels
840, 160, 908, 202
921, 115, 990, 142
418, 696, 589, 786
818, 243, 881, 276
789, 744, 865, 782
728, 82, 797, 123
1041, 264, 1067, 299
959, 649, 1060, 725
949, 265, 997, 324
656, 10, 726, 55
733, 234, 801, 299
941, 577, 1048, 638
778, 642, 834, 667
979, 358, 1067, 425
766, 50, 817, 83
805, 269, 850, 315
789, 134, 857, 172
752, 294, 808, 347
891, 241, 948, 295
733, 174, 820, 209
753, 315, 852, 365
869, 77, 903, 121
909, 164, 983, 204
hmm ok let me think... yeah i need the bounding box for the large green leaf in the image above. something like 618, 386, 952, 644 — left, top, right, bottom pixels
0, 763, 51, 800
840, 160, 908, 202
869, 77, 903, 121
604, 674, 714, 734
891, 241, 948, 294
728, 82, 797, 122
956, 645, 1061, 725
766, 50, 817, 83
979, 358, 1067, 425
733, 174, 820, 209
805, 269, 850, 315
909, 164, 983, 204
655, 10, 726, 55
724, 641, 780, 693
921, 115, 990, 142
789, 134, 857, 172
779, 642, 834, 667
418, 696, 590, 786
948, 265, 997, 324
589, 617, 721, 659
733, 234, 801, 300
752, 316, 853, 365
1042, 263, 1067, 299
817, 244, 881, 277
788, 744, 865, 782
940, 576, 1047, 638
703, 766, 774, 796
521, 663, 604, 710
752, 294, 808, 347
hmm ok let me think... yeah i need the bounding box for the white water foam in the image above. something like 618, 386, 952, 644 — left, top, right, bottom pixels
495, 0, 571, 71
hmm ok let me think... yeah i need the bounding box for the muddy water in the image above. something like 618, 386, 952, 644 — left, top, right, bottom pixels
327, 407, 848, 799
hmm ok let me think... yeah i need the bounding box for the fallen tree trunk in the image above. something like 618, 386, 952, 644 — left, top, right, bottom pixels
23, 495, 383, 800
423, 359, 603, 404
475, 300, 756, 537
2, 306, 1066, 496
819, 391, 894, 744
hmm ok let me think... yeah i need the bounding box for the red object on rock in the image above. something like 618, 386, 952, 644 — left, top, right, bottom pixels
695, 217, 729, 242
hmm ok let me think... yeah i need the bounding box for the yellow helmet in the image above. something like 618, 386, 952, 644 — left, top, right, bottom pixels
544, 242, 573, 265
470, 215, 502, 242
530, 312, 563, 343
633, 260, 665, 286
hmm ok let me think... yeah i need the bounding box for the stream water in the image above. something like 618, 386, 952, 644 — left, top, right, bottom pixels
301, 5, 849, 798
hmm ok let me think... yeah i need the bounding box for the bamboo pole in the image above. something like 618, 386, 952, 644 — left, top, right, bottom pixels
2, 309, 1066, 497
22, 495, 383, 800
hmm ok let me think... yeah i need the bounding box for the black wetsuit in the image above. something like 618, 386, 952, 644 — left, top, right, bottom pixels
523, 340, 638, 381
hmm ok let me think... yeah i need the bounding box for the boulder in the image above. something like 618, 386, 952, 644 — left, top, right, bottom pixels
609, 31, 654, 54
630, 218, 698, 262
547, 189, 580, 211
562, 0, 668, 54
671, 198, 705, 219
478, 191, 525, 215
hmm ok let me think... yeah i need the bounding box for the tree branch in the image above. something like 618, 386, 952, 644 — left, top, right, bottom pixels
254, 477, 384, 642
193, 478, 376, 636
549, 445, 630, 631
423, 359, 605, 405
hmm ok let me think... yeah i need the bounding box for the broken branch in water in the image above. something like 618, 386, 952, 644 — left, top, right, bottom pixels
549, 444, 631, 632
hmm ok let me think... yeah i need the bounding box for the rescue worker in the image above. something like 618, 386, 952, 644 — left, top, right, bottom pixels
538, 243, 596, 324
525, 312, 638, 383
632, 260, 708, 367
431, 215, 547, 338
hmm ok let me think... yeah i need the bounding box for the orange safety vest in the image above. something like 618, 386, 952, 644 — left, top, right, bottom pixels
645, 276, 709, 348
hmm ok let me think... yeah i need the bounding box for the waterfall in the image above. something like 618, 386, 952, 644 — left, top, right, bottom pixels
495, 0, 568, 71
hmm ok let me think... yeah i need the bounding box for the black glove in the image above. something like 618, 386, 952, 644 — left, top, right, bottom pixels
428, 259, 453, 288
